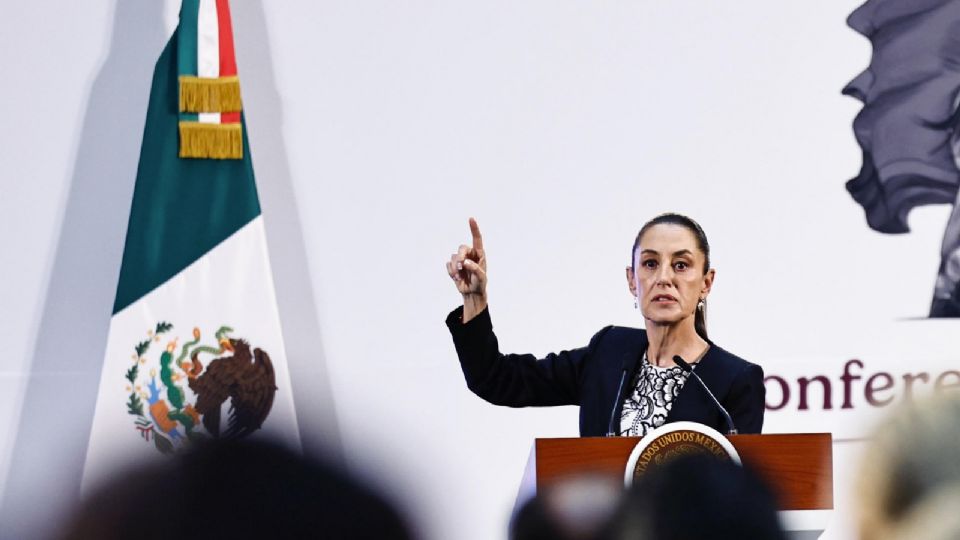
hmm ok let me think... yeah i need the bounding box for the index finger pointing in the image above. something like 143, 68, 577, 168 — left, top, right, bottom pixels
469, 217, 484, 251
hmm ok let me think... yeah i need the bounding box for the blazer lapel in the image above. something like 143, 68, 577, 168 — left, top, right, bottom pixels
666, 345, 732, 428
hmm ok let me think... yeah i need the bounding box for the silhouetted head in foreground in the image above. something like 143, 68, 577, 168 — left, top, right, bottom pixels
58, 439, 413, 540
857, 392, 960, 540
607, 454, 786, 540
511, 474, 622, 540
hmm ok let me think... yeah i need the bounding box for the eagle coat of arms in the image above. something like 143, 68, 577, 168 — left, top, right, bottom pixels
124, 322, 277, 454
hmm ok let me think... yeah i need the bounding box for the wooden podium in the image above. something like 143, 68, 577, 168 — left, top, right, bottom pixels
516, 434, 833, 538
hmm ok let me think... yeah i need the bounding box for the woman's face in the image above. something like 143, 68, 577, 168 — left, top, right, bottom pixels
626, 224, 714, 328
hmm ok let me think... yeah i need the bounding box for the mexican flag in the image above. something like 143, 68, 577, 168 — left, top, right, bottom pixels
82, 0, 300, 490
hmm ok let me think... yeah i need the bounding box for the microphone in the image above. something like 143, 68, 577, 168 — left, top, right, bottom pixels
673, 355, 738, 435
606, 353, 637, 437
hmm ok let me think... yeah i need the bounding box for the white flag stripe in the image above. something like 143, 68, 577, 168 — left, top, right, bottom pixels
82, 217, 301, 493
197, 0, 220, 79
198, 112, 222, 124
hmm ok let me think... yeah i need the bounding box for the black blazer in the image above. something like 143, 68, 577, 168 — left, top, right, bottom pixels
446, 306, 765, 436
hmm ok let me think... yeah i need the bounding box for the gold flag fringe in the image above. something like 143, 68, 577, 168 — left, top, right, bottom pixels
179, 122, 243, 160
179, 76, 242, 113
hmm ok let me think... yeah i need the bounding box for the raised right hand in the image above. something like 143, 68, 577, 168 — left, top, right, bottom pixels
446, 217, 488, 321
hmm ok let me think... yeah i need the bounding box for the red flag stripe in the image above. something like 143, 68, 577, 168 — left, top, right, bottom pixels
216, 0, 237, 77
216, 0, 240, 124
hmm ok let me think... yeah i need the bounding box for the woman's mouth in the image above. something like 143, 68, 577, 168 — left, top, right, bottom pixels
652, 294, 677, 303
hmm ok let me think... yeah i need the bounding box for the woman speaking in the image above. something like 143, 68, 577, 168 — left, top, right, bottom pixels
444, 213, 765, 437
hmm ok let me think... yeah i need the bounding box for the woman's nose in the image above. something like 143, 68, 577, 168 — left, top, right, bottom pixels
655, 266, 674, 285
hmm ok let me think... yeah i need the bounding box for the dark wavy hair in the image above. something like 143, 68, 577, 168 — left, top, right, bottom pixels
631, 213, 711, 340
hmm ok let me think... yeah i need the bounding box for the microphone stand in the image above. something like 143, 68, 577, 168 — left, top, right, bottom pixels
673, 355, 738, 435
606, 353, 637, 437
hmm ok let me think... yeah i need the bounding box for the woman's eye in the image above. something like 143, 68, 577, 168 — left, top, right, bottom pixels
674, 262, 688, 271
642, 260, 657, 269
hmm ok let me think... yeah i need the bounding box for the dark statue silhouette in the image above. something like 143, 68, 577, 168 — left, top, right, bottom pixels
844, 0, 960, 317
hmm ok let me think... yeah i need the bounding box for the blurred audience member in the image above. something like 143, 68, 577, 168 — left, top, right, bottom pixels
857, 392, 960, 540
57, 439, 414, 540
606, 454, 786, 540
883, 487, 960, 540
512, 474, 621, 540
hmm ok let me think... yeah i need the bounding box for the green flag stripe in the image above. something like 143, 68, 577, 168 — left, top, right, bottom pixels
113, 28, 260, 314
177, 0, 199, 78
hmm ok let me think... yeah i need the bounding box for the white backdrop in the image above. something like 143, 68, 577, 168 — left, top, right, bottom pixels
2, 1, 956, 539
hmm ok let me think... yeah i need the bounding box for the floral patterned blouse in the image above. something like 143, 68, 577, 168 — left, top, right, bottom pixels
619, 353, 692, 437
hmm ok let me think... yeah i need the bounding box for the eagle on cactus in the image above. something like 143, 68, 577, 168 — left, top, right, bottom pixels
185, 336, 278, 439
124, 324, 278, 453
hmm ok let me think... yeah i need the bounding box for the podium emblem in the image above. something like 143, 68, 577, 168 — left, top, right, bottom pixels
624, 421, 740, 485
